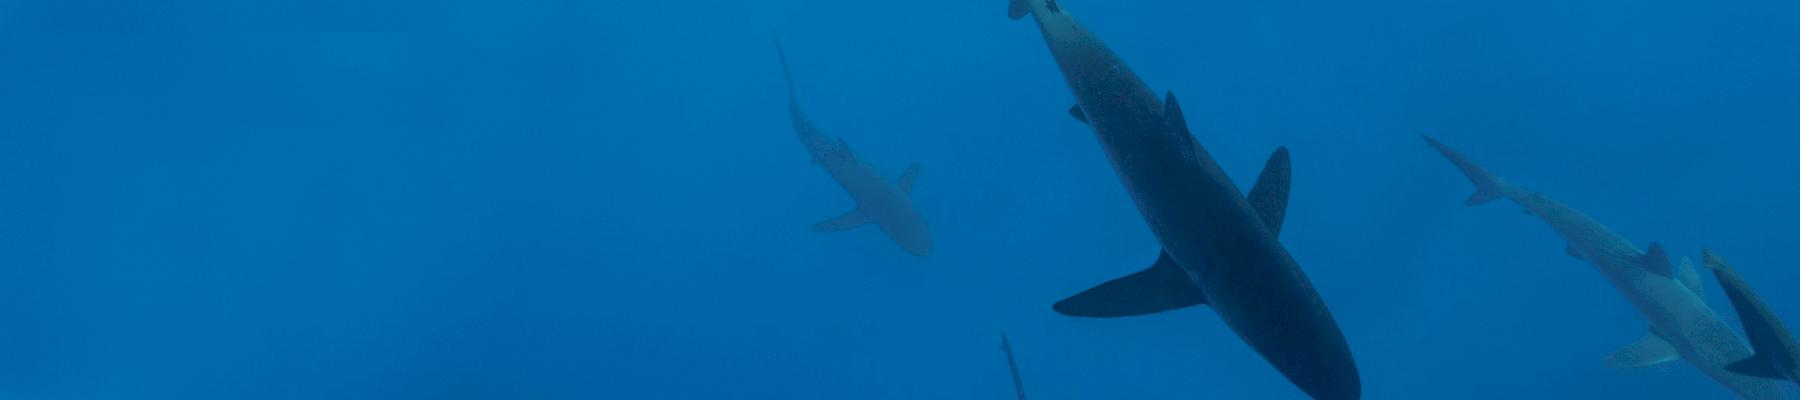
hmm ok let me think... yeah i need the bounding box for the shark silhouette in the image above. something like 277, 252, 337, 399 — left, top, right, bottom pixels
773, 35, 932, 257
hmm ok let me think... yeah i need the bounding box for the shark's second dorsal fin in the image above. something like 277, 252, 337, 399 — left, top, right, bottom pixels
1052, 252, 1207, 317
1639, 242, 1674, 278
1565, 243, 1584, 260
1246, 147, 1291, 237
1677, 257, 1702, 295
1068, 104, 1088, 124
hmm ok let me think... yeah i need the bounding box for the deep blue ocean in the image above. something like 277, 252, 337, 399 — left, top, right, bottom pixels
1, 0, 1797, 398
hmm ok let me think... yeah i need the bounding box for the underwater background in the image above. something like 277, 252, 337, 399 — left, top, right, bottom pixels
1, 0, 1797, 398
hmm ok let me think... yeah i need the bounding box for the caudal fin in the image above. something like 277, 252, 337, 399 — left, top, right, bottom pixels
772, 32, 798, 100
1008, 0, 1031, 19
1421, 135, 1506, 206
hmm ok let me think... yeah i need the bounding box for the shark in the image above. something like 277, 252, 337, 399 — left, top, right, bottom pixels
773, 35, 932, 257
1703, 248, 1800, 388
1423, 135, 1784, 399
1009, 1, 1360, 398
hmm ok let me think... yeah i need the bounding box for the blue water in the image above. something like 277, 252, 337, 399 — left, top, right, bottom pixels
2, 0, 1797, 398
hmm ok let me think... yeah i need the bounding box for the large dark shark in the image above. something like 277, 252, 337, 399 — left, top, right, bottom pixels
1008, 1, 1359, 398
773, 36, 932, 257
1424, 136, 1783, 399
1703, 248, 1800, 387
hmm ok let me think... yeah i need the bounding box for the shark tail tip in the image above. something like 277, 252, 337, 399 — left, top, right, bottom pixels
1422, 135, 1506, 206
1700, 247, 1731, 271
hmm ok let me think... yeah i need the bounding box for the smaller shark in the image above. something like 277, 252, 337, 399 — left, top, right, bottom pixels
1703, 248, 1800, 387
1423, 135, 1783, 399
1000, 332, 1028, 400
773, 35, 932, 257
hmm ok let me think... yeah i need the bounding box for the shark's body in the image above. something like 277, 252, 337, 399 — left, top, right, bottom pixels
1009, 1, 1359, 398
774, 37, 932, 257
1704, 248, 1800, 388
1424, 136, 1783, 399
1001, 332, 1028, 400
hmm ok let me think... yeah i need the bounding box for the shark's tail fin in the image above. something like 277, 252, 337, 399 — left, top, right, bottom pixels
772, 32, 798, 100
1422, 135, 1507, 206
1700, 247, 1732, 271
1008, 0, 1031, 19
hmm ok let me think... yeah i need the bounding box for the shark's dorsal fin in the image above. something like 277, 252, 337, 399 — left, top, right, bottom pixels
1565, 243, 1584, 260
810, 208, 871, 232
1162, 92, 1200, 159
1068, 104, 1088, 124
1604, 329, 1680, 368
833, 137, 857, 161
1246, 147, 1291, 237
896, 163, 922, 193
1162, 92, 1192, 138
1052, 251, 1207, 317
1639, 242, 1674, 278
1677, 257, 1702, 295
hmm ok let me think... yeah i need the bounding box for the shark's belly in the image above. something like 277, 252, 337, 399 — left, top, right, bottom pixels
1099, 127, 1358, 399
828, 163, 931, 253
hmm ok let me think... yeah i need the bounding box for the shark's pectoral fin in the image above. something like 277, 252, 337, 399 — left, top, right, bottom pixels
1677, 257, 1703, 295
1565, 243, 1584, 260
1068, 104, 1088, 124
1724, 354, 1786, 379
1052, 252, 1207, 318
1639, 242, 1675, 278
811, 209, 872, 232
1604, 331, 1680, 368
1246, 147, 1291, 237
895, 163, 922, 193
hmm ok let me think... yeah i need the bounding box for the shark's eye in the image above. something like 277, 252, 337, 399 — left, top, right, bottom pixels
1045, 0, 1060, 12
